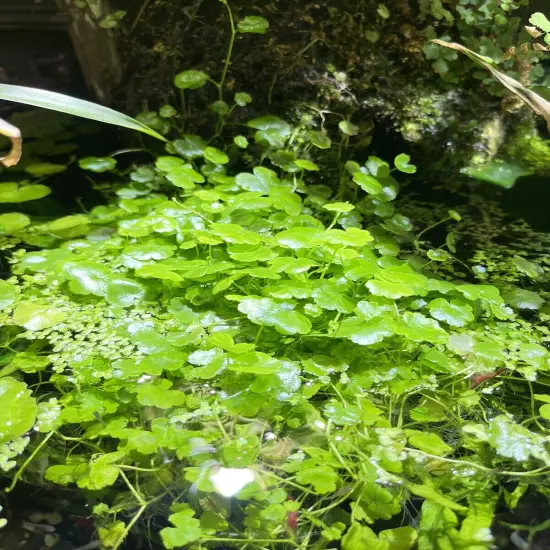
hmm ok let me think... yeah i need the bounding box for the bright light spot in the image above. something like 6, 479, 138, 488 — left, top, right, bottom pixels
137, 375, 152, 384
210, 467, 254, 497
314, 420, 326, 430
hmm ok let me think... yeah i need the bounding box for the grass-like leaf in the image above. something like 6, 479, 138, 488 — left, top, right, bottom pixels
0, 84, 167, 141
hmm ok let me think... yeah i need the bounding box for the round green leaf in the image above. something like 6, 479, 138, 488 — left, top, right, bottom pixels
463, 161, 530, 189
238, 297, 311, 335
234, 135, 249, 148
427, 249, 450, 262
204, 146, 229, 165
338, 120, 359, 136
209, 100, 230, 116
365, 30, 380, 43
0, 183, 51, 203
48, 214, 89, 232
174, 70, 209, 90
353, 172, 383, 194
238, 16, 269, 34
394, 153, 417, 174
159, 105, 177, 118
13, 302, 67, 330
503, 288, 545, 310
25, 163, 67, 177
0, 280, 16, 310
0, 212, 30, 234
172, 135, 207, 158
105, 278, 147, 307
235, 92, 252, 106
428, 298, 474, 327
63, 261, 111, 295
0, 378, 37, 444
307, 131, 332, 149
539, 404, 550, 419
323, 202, 355, 213
295, 159, 319, 171
78, 157, 117, 173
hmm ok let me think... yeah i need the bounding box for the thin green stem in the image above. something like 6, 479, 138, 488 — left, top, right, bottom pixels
119, 469, 146, 506
218, 1, 236, 102
111, 504, 147, 550
6, 431, 54, 493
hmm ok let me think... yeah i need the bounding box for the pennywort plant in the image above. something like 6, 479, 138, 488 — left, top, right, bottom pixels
0, 3, 550, 549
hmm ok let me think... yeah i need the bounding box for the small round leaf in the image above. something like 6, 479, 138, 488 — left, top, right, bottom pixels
174, 70, 209, 90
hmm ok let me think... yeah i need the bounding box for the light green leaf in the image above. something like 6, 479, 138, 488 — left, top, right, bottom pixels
172, 135, 207, 158
464, 161, 531, 189
456, 284, 503, 305
99, 10, 126, 28
339, 120, 359, 136
105, 278, 147, 307
0, 183, 51, 203
238, 16, 270, 34
25, 162, 66, 177
0, 84, 166, 140
406, 482, 467, 512
323, 202, 355, 213
512, 256, 544, 279
135, 264, 183, 282
335, 316, 394, 345
13, 302, 67, 330
353, 172, 383, 194
161, 505, 202, 549
428, 298, 474, 327
427, 249, 450, 262
324, 400, 362, 425
313, 283, 355, 313
47, 214, 89, 232
365, 30, 380, 43
63, 261, 111, 296
296, 464, 338, 494
0, 213, 30, 235
366, 280, 410, 299
394, 154, 417, 174
487, 416, 550, 464
503, 288, 544, 310
307, 131, 332, 149
530, 12, 550, 33
540, 404, 550, 419
234, 135, 249, 148
136, 379, 186, 408
406, 430, 453, 456
379, 527, 418, 550
210, 223, 262, 244
274, 228, 324, 249
342, 524, 384, 550
398, 312, 448, 344
0, 378, 37, 445
295, 159, 319, 171
98, 521, 126, 548
235, 92, 252, 106
238, 297, 311, 335
0, 280, 16, 310
174, 70, 209, 90
204, 146, 229, 165
78, 157, 117, 173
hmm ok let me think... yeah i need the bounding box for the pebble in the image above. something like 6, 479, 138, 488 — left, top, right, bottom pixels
44, 534, 60, 548
45, 513, 62, 527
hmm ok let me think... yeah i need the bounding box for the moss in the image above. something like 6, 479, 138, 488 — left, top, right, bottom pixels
504, 118, 550, 175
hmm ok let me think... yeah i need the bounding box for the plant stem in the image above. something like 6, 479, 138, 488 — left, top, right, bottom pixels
111, 504, 147, 550
6, 431, 54, 493
218, 1, 236, 102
